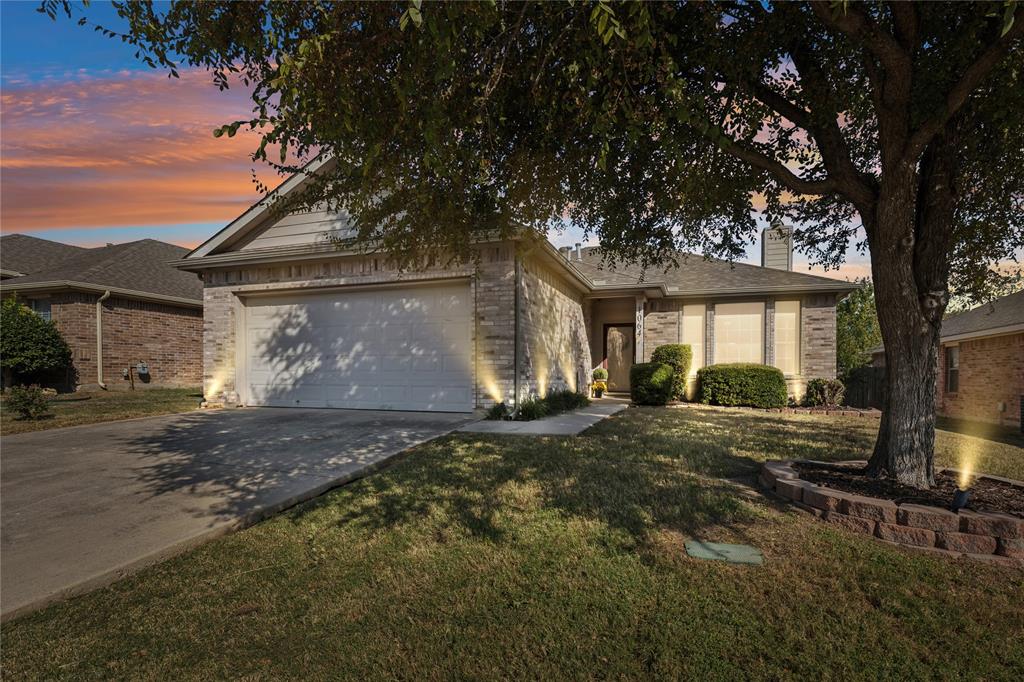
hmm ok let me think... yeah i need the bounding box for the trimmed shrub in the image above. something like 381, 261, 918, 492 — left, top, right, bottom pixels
650, 344, 692, 400
804, 378, 846, 407
697, 363, 788, 408
592, 367, 609, 381
5, 384, 51, 420
630, 362, 674, 406
0, 298, 73, 386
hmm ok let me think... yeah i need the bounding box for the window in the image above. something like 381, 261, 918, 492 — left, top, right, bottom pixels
773, 300, 800, 375
945, 346, 959, 393
714, 302, 764, 364
28, 298, 51, 322
681, 304, 705, 375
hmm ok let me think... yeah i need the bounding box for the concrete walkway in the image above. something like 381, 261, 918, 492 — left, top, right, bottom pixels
457, 401, 628, 435
0, 408, 475, 621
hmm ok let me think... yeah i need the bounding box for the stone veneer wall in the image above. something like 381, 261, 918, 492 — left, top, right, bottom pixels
937, 332, 1023, 428
199, 245, 517, 409
47, 292, 202, 389
517, 255, 592, 399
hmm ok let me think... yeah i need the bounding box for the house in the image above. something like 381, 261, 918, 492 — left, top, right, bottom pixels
173, 161, 854, 413
872, 290, 1023, 428
0, 234, 204, 389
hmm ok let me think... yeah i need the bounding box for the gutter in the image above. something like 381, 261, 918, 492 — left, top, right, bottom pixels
0, 281, 202, 309
96, 290, 111, 389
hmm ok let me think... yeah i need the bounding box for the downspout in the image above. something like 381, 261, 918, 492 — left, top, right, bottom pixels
96, 290, 111, 389
513, 255, 521, 413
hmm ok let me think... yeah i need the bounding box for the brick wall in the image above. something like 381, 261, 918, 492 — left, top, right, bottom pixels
937, 333, 1023, 427
48, 292, 202, 389
642, 299, 682, 360
801, 294, 838, 380
517, 255, 592, 399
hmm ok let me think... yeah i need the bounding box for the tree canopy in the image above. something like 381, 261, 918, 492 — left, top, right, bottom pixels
48, 0, 1023, 285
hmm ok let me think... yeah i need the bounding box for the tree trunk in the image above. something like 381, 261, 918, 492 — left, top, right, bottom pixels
864, 132, 955, 489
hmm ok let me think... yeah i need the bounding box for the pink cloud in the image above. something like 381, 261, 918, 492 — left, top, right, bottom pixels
1, 69, 284, 231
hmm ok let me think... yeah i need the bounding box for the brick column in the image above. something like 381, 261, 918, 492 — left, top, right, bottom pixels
765, 298, 776, 367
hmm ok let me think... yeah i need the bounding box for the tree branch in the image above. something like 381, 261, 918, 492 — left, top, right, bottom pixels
905, 7, 1024, 160
888, 1, 918, 51
809, 1, 910, 85
725, 140, 838, 196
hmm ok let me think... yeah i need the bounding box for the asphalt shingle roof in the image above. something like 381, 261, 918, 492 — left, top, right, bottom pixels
0, 236, 203, 302
941, 289, 1024, 338
571, 246, 853, 293
0, 234, 88, 275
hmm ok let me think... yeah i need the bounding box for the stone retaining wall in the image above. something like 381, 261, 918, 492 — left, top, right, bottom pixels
760, 460, 1024, 565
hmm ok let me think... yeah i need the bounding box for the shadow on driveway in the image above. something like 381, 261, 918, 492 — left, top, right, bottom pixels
0, 407, 474, 620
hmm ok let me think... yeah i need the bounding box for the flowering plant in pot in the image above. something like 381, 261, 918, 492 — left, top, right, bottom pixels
592, 367, 609, 397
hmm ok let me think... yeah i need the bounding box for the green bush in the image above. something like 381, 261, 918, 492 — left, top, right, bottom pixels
629, 362, 674, 406
515, 397, 549, 421
804, 378, 846, 407
5, 384, 51, 420
591, 367, 608, 381
0, 298, 72, 384
650, 344, 692, 400
485, 402, 509, 420
545, 388, 590, 412
697, 363, 788, 408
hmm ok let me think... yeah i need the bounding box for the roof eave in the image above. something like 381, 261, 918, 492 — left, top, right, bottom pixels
0, 280, 203, 308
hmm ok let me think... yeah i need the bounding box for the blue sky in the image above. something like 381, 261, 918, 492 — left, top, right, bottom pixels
1, 1, 869, 278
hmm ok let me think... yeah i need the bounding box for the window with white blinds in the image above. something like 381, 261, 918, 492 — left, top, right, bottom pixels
774, 300, 800, 375
714, 302, 764, 364
681, 304, 705, 375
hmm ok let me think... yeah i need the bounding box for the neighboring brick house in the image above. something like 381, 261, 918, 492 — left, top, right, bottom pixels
0, 234, 203, 390
173, 157, 854, 412
872, 291, 1024, 429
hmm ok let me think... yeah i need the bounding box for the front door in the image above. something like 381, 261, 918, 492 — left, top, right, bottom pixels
605, 325, 635, 392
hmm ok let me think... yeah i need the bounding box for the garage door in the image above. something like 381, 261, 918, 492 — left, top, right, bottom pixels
242, 282, 473, 412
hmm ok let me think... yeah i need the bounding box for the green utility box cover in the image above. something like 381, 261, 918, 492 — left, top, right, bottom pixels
684, 540, 764, 565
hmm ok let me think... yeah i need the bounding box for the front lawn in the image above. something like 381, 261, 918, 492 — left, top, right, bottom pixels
2, 406, 1022, 679
0, 387, 203, 436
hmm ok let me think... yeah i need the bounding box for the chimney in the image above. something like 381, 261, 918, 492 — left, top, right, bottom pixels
761, 225, 793, 271
559, 246, 571, 260
574, 243, 582, 261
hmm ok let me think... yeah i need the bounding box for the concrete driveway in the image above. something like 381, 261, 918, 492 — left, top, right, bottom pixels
0, 407, 475, 621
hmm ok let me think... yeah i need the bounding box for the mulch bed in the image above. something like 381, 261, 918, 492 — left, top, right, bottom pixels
794, 462, 1024, 518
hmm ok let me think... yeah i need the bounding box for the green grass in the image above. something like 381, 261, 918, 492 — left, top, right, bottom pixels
2, 406, 1022, 680
1, 387, 203, 435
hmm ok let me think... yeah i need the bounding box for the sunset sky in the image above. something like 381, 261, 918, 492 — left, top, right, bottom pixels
1, 1, 871, 279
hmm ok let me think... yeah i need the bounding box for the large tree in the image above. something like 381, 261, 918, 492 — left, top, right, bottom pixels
50, 1, 1024, 487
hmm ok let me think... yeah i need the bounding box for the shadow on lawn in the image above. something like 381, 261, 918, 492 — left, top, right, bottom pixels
286, 407, 833, 553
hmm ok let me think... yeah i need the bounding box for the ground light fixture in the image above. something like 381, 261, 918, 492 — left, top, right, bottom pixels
951, 487, 972, 514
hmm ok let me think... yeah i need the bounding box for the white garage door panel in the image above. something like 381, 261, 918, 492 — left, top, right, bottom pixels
243, 283, 473, 411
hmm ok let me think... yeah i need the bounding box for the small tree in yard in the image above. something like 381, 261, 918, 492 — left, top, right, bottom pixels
0, 297, 73, 387
54, 1, 1024, 487
837, 281, 882, 380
